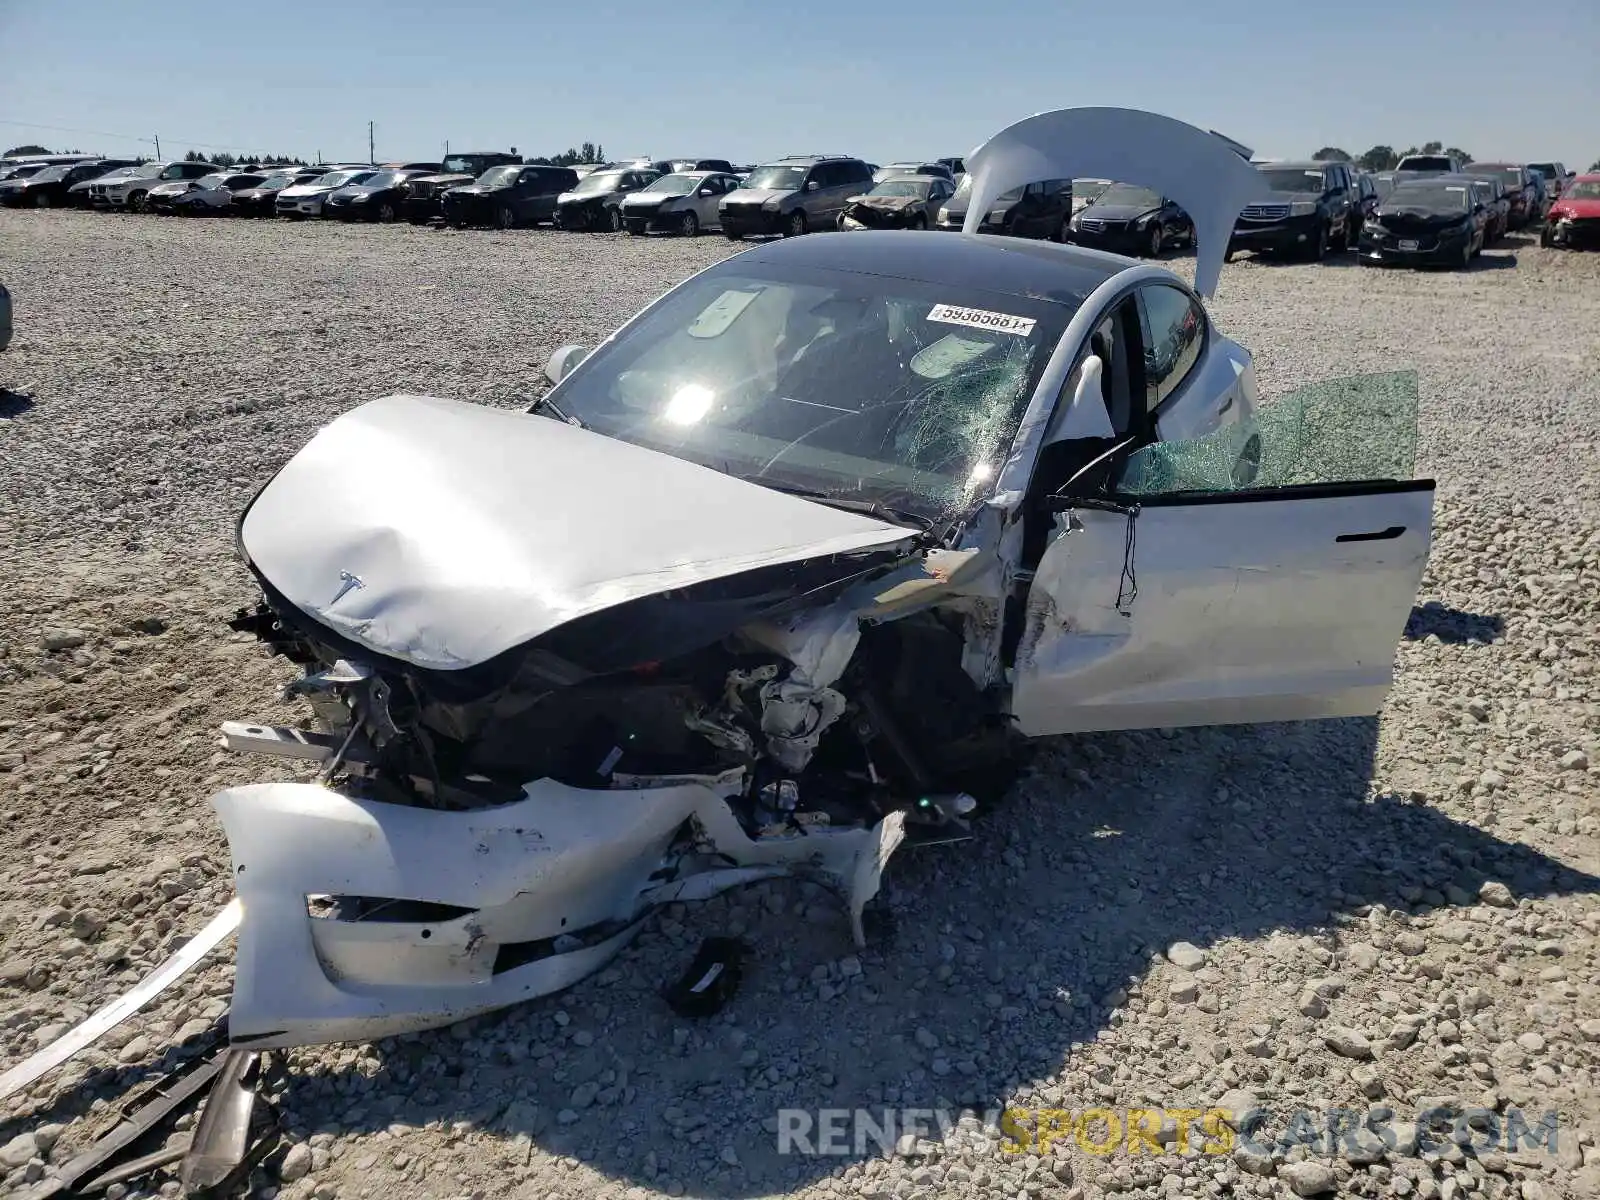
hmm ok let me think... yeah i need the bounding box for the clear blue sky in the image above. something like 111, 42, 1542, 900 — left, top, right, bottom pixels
3, 0, 1595, 171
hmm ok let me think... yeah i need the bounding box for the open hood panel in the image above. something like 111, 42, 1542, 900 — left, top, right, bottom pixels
240, 394, 916, 671
960, 106, 1264, 297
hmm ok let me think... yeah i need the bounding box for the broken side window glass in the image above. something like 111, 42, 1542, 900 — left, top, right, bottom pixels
1116, 370, 1421, 496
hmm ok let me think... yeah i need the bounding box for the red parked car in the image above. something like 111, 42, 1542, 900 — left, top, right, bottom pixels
1541, 174, 1600, 250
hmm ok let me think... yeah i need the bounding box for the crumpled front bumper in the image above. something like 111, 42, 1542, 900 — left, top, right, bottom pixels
213, 776, 904, 1049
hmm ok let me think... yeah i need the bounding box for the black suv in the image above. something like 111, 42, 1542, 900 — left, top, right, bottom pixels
934, 175, 1076, 240
1228, 160, 1357, 260
441, 164, 580, 229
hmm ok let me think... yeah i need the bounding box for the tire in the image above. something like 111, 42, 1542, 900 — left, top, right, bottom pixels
1458, 238, 1473, 270
1053, 215, 1068, 242
783, 209, 807, 237
127, 190, 147, 213
1146, 223, 1163, 257
724, 228, 743, 241
1306, 223, 1328, 261
497, 205, 516, 231
377, 202, 396, 223
1540, 224, 1552, 248
678, 210, 699, 237
606, 206, 623, 232
625, 220, 645, 236
912, 213, 928, 231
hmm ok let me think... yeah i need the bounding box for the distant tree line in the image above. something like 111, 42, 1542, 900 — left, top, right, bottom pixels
524, 142, 606, 167
183, 149, 308, 167
1312, 143, 1478, 170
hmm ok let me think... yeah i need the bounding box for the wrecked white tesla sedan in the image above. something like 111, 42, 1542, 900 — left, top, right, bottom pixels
212, 108, 1434, 1050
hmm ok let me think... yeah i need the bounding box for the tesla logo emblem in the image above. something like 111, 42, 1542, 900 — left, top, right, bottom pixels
329, 570, 365, 606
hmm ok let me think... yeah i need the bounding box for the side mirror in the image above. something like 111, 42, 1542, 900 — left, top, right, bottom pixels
698, 187, 714, 196
805, 180, 819, 192
544, 344, 590, 387
1044, 356, 1116, 445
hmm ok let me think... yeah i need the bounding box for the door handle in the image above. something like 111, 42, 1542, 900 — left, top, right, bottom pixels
1336, 526, 1406, 543
1217, 394, 1234, 414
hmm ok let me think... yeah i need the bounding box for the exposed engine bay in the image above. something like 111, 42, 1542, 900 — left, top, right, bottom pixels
216, 524, 1021, 1048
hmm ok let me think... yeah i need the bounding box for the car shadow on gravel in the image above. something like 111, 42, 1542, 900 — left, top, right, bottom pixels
1404, 600, 1506, 644
0, 388, 34, 417
23, 716, 1568, 1199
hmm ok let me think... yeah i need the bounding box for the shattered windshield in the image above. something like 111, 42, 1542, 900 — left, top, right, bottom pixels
572, 171, 626, 194
1092, 183, 1162, 208
740, 165, 808, 191
361, 170, 402, 188
547, 265, 1078, 521
476, 165, 521, 186
643, 173, 701, 195
318, 170, 372, 188
1258, 168, 1326, 194
1385, 183, 1471, 212
870, 179, 933, 198
949, 174, 1024, 205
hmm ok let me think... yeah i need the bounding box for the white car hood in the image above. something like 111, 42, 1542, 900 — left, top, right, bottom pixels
961, 106, 1263, 297
278, 183, 334, 199
240, 394, 916, 671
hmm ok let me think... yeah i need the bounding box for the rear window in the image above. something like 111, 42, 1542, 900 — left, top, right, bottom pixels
1399, 156, 1454, 172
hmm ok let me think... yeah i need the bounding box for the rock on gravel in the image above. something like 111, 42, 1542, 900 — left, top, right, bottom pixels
1, 210, 1598, 1200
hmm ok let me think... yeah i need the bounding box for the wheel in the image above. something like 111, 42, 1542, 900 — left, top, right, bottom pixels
606, 206, 623, 232
1146, 223, 1164, 257
497, 205, 516, 231
1459, 238, 1473, 270
127, 190, 148, 213
678, 210, 699, 237
625, 220, 645, 236
1053, 215, 1068, 242
1306, 223, 1328, 261
783, 209, 807, 237
377, 202, 396, 223
724, 228, 743, 241
912, 213, 928, 231
1540, 224, 1552, 248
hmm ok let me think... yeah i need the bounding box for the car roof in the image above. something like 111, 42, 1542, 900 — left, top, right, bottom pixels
874, 174, 937, 186
1256, 160, 1334, 171
732, 229, 1126, 305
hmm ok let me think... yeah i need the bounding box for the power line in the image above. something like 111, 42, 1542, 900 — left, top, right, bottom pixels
1, 117, 306, 157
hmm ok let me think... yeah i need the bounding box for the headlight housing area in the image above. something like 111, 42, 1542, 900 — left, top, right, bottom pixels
762, 196, 783, 211
351, 194, 369, 202
1288, 200, 1318, 217
937, 207, 950, 223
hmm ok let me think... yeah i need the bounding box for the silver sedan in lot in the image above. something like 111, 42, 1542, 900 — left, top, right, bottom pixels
618, 170, 743, 236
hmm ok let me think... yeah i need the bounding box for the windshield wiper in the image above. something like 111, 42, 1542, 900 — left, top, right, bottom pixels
753, 480, 938, 537
524, 392, 587, 429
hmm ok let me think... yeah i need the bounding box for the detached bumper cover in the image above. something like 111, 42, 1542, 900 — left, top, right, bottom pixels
213, 778, 905, 1048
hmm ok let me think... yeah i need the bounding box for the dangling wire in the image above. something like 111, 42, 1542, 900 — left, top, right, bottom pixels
1114, 503, 1141, 616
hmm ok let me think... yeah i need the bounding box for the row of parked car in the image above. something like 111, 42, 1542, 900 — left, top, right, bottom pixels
2, 148, 1592, 262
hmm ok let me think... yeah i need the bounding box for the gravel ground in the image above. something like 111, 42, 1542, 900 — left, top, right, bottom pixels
0, 210, 1597, 1200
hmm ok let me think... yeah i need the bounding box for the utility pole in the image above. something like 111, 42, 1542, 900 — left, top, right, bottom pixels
368, 120, 375, 165
444, 139, 450, 161
153, 134, 161, 158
